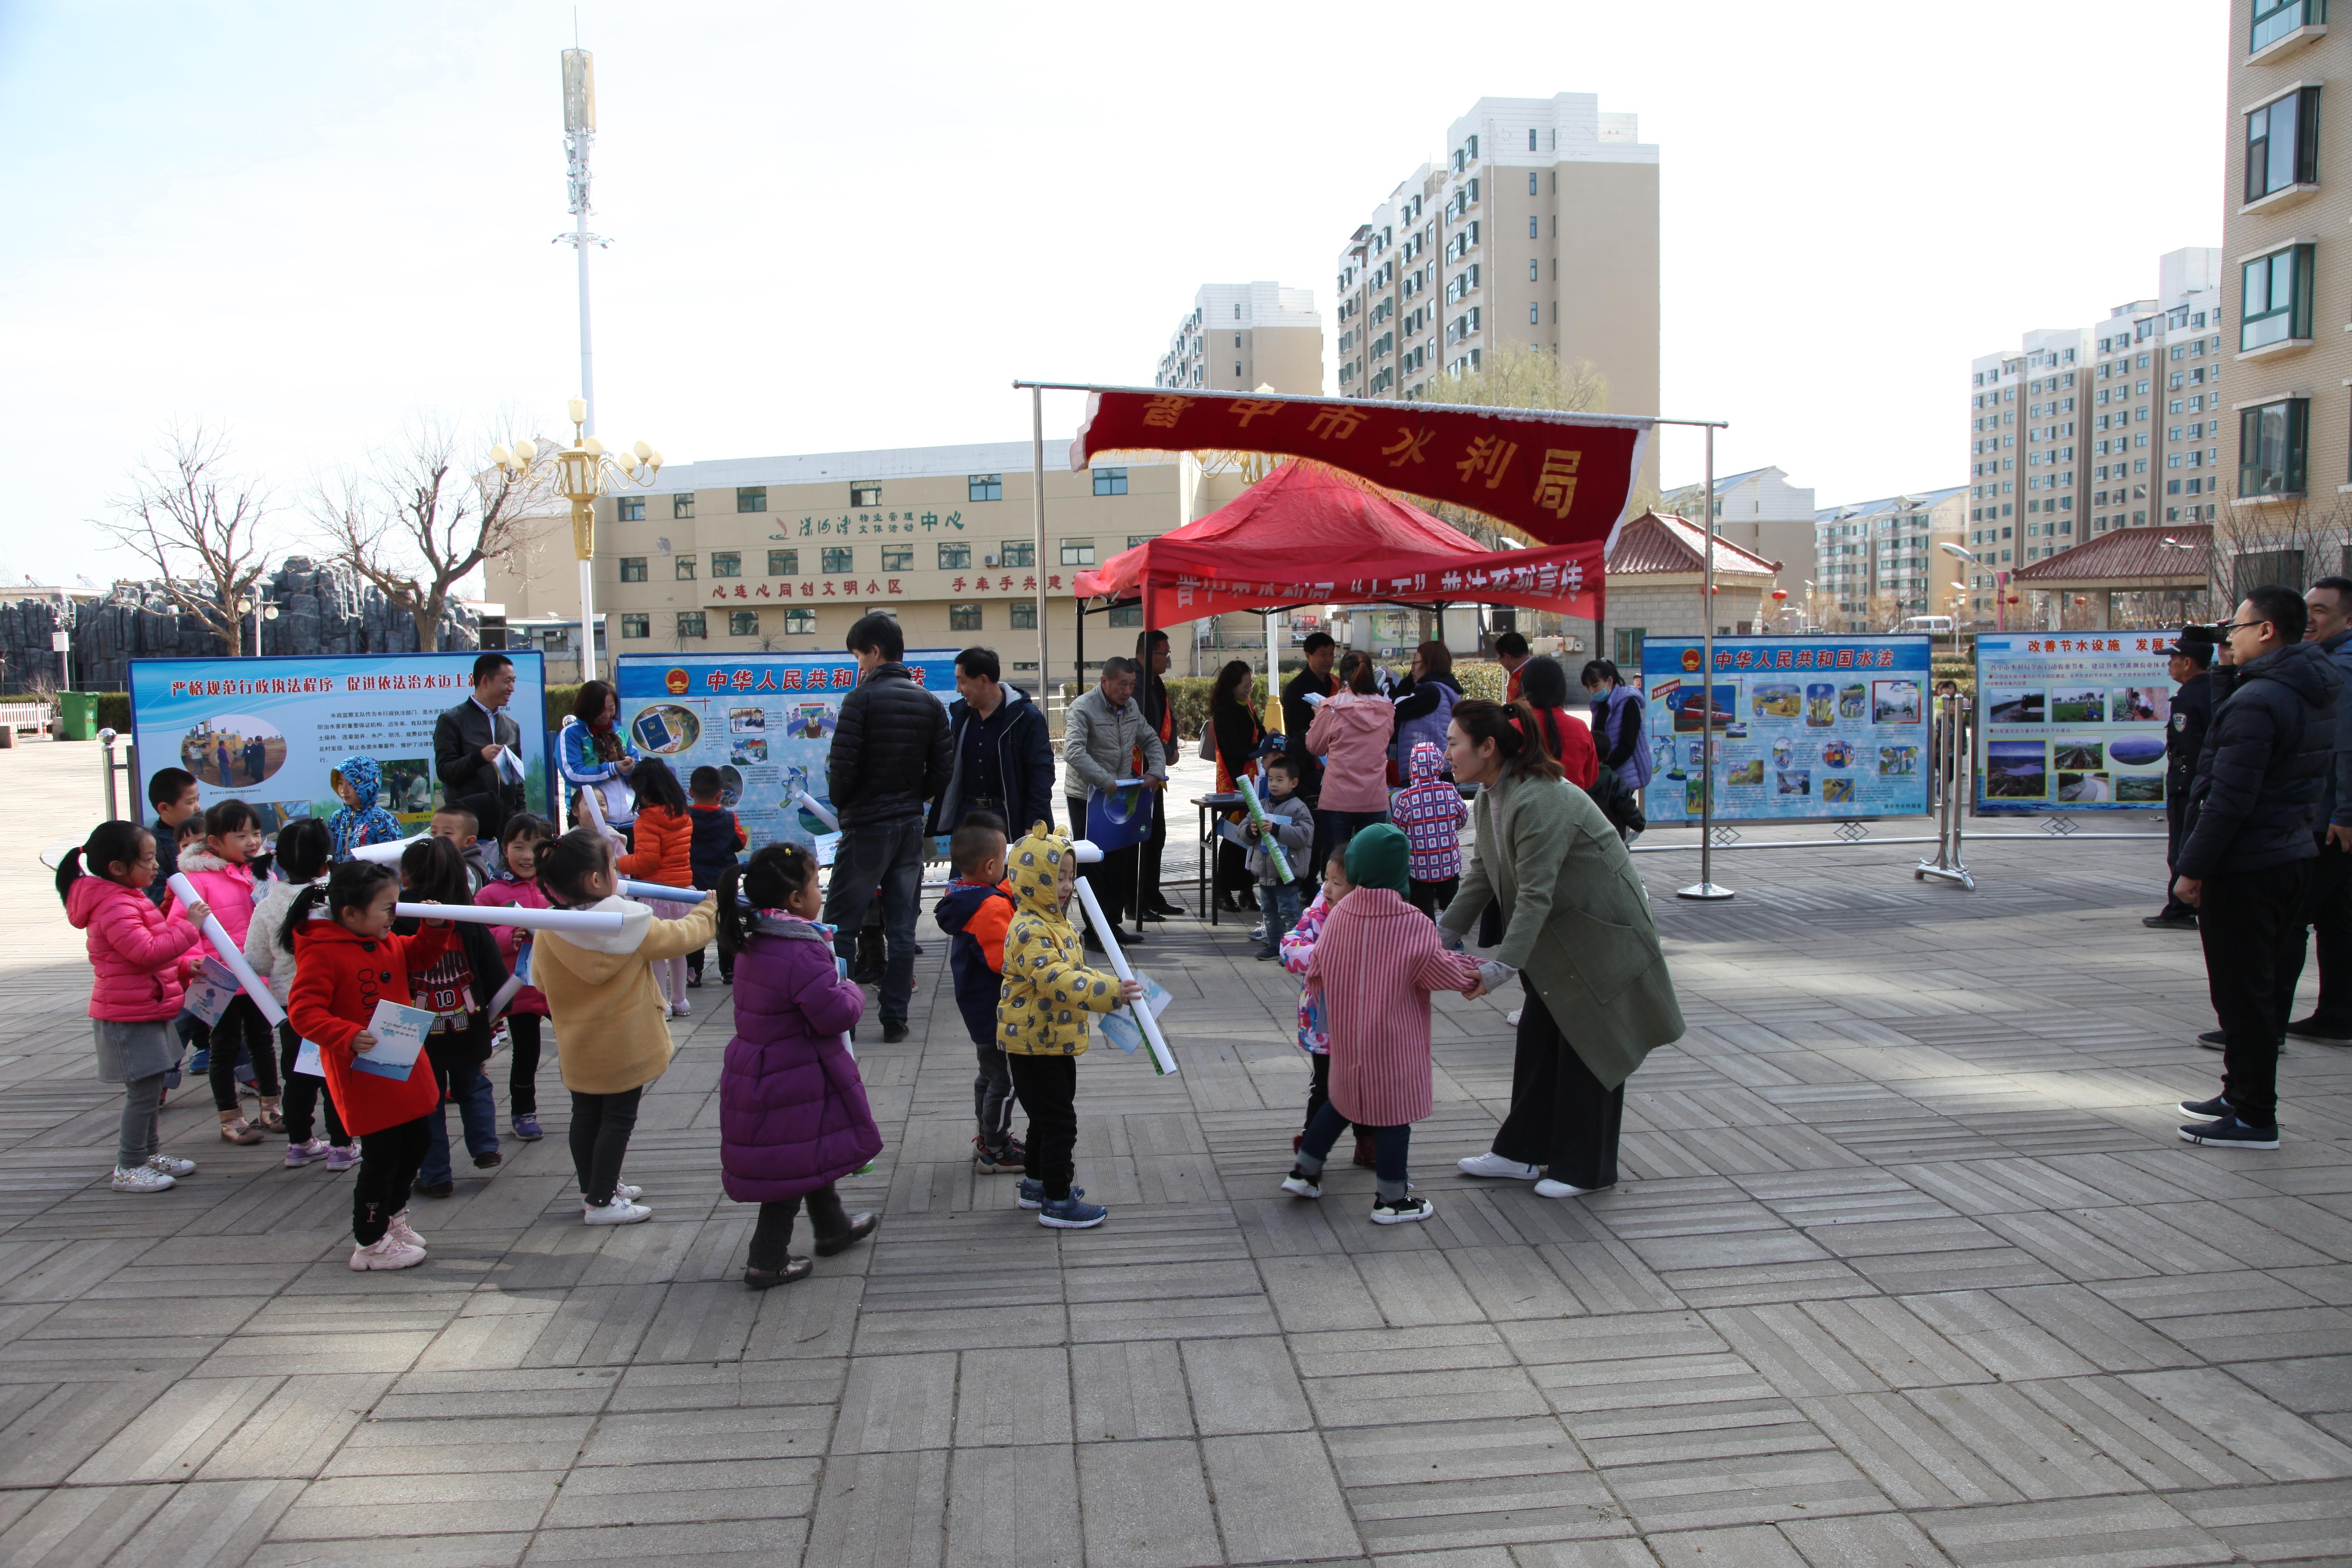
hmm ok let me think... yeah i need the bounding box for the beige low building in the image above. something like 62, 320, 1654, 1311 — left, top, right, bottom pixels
1594, 511, 1778, 669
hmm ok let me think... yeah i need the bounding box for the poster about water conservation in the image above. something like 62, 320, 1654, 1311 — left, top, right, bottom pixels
1639, 636, 1934, 823
1973, 632, 2172, 812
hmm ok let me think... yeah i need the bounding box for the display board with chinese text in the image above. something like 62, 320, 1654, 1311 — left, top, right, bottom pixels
1639, 636, 1933, 823
1973, 632, 2171, 812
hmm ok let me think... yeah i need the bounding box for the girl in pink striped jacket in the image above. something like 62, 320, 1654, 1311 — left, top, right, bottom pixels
1284, 824, 1480, 1224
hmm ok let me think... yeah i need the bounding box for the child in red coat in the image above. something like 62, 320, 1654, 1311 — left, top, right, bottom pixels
59, 820, 209, 1193
477, 813, 556, 1141
285, 860, 454, 1271
1288, 825, 1480, 1225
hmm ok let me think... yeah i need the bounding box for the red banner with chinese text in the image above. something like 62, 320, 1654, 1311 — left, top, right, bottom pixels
1109, 536, 1603, 629
1070, 387, 1650, 550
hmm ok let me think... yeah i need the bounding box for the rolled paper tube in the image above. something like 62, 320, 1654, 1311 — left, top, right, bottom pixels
485, 973, 527, 1018
1071, 838, 1104, 864
348, 834, 425, 866
1070, 878, 1177, 1077
619, 879, 706, 904
165, 872, 287, 1027
792, 789, 839, 831
391, 902, 627, 935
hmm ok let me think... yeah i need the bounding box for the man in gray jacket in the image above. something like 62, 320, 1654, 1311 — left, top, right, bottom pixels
1063, 656, 1166, 949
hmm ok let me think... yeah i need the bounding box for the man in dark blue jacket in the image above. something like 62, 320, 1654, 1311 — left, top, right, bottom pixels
928, 647, 1055, 840
2174, 586, 2341, 1148
2146, 630, 2215, 929
2278, 578, 2352, 1040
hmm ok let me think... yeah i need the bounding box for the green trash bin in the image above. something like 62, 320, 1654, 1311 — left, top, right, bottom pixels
57, 691, 98, 742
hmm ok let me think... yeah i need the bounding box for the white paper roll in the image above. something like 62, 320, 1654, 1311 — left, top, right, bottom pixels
165, 872, 287, 1027
792, 789, 839, 831
575, 780, 627, 846
348, 834, 425, 866
392, 902, 627, 935
619, 879, 706, 904
1070, 878, 1177, 1077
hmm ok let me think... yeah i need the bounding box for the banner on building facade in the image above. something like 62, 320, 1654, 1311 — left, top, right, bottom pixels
126, 652, 553, 838
610, 650, 959, 855
1973, 631, 2171, 813
1639, 636, 1933, 824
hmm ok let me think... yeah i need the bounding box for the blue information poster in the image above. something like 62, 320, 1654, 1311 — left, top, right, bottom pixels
126, 652, 552, 837
610, 651, 959, 854
1974, 631, 2171, 812
1639, 636, 1933, 823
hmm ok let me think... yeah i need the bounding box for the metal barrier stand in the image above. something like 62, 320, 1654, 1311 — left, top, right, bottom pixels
1916, 691, 1974, 889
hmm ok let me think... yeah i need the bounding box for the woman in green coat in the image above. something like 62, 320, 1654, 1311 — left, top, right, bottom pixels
1439, 699, 1684, 1196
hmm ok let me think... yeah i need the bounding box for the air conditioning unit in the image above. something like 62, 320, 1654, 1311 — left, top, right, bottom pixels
985, 554, 999, 567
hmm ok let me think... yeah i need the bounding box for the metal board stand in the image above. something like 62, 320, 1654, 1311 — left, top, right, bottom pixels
1678, 423, 1733, 900
1916, 690, 1974, 888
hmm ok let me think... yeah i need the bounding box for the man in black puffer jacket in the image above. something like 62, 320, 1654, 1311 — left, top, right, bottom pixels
2175, 585, 2341, 1150
824, 612, 952, 1042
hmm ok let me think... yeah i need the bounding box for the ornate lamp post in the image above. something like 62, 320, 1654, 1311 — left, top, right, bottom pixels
235, 596, 279, 657
491, 397, 660, 682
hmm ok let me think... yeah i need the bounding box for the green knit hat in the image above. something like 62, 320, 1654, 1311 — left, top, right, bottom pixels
1344, 823, 1410, 898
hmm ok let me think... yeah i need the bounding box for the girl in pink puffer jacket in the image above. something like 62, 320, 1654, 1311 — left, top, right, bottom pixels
60, 820, 210, 1192
162, 800, 284, 1143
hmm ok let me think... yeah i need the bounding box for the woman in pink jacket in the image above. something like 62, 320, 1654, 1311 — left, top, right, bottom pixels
60, 820, 211, 1192
164, 800, 282, 1142
1284, 824, 1479, 1224
1305, 652, 1399, 852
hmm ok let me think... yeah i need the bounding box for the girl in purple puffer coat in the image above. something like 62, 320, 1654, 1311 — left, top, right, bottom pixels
717, 842, 883, 1290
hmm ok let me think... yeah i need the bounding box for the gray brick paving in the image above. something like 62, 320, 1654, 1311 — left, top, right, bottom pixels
0, 741, 2349, 1564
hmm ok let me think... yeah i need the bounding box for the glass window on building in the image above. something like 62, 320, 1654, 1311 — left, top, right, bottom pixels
2253, 0, 2323, 53
850, 483, 881, 506
619, 557, 647, 582
822, 546, 854, 574
673, 493, 695, 518
2247, 87, 2323, 201
1613, 628, 1645, 667
675, 555, 696, 580
711, 551, 741, 578
1010, 601, 1037, 629
1128, 534, 1153, 549
880, 545, 913, 571
1001, 540, 1036, 568
785, 607, 817, 634
676, 611, 707, 639
2241, 245, 2314, 351
969, 474, 1003, 502
949, 602, 983, 632
769, 549, 797, 575
728, 609, 759, 636
616, 497, 644, 521
736, 487, 765, 513
1060, 538, 1096, 567
1108, 604, 1142, 627
2239, 397, 2309, 496
1093, 467, 1128, 496
620, 614, 649, 639
939, 542, 971, 570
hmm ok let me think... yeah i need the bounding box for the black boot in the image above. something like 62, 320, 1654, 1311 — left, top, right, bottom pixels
805, 1184, 880, 1258
745, 1199, 813, 1289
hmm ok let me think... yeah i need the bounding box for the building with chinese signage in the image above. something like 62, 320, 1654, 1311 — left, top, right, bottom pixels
1155, 283, 1323, 396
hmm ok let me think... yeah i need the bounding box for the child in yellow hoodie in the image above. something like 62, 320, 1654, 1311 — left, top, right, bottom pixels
998, 822, 1140, 1230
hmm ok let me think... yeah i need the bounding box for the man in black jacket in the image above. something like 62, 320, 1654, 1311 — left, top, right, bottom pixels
2174, 587, 2340, 1149
825, 612, 952, 1042
2280, 577, 2352, 1040
928, 646, 1054, 838
1132, 629, 1184, 918
2145, 629, 2215, 929
433, 654, 526, 844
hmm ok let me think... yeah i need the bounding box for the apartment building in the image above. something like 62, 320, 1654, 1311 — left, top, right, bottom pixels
2220, 0, 2351, 596
1329, 94, 1658, 483
483, 441, 1190, 696
1666, 466, 1819, 594
1154, 283, 1323, 396
1961, 248, 2223, 624
1812, 487, 1968, 632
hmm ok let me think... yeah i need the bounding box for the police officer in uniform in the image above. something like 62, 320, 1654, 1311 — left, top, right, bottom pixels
2146, 626, 2217, 929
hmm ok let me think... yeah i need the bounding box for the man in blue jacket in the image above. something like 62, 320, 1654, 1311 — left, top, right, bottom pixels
2174, 585, 2341, 1149
928, 646, 1055, 840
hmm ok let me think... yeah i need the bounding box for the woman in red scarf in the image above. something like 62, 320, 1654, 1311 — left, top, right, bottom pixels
560, 680, 642, 835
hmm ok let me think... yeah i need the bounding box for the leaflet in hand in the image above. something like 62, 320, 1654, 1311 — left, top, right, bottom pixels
182, 957, 241, 1026
350, 1000, 435, 1080
1099, 971, 1173, 1057
495, 745, 529, 786
292, 1038, 325, 1078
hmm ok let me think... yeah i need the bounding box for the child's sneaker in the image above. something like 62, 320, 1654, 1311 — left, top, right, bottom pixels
1019, 1179, 1083, 1210
1248, 923, 1267, 943
1279, 1168, 1321, 1199
111, 1164, 175, 1193
324, 1145, 360, 1173
513, 1114, 543, 1142
1371, 1195, 1435, 1225
349, 1235, 426, 1270
1253, 948, 1280, 961
672, 998, 691, 1018
388, 1210, 427, 1248
145, 1153, 196, 1178
284, 1138, 331, 1168
1038, 1193, 1108, 1229
972, 1137, 1023, 1175
583, 1197, 652, 1225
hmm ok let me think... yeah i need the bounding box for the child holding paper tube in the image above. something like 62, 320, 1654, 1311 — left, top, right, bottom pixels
997, 823, 1141, 1231
397, 837, 507, 1197
476, 814, 557, 1142
615, 758, 698, 1017
60, 820, 209, 1193
245, 818, 353, 1171
284, 859, 455, 1270
165, 800, 284, 1143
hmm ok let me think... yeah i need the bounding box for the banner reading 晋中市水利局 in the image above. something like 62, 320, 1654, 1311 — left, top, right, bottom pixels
1639, 636, 1933, 824
610, 651, 958, 856
1974, 632, 2172, 813
126, 652, 552, 838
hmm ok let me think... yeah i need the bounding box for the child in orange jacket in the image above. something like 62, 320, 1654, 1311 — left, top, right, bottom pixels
616, 758, 697, 1014
933, 815, 1023, 1173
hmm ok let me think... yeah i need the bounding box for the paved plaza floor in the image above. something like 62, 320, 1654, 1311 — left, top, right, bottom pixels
0, 738, 2347, 1566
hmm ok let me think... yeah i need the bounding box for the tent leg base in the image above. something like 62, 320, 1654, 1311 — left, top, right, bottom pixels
1676, 882, 1736, 901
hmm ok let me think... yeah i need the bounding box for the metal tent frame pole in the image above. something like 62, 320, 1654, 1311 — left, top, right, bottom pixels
1679, 423, 1733, 900
1031, 389, 1050, 709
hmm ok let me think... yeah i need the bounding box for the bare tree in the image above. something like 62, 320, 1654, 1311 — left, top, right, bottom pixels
314, 417, 555, 652
98, 426, 272, 656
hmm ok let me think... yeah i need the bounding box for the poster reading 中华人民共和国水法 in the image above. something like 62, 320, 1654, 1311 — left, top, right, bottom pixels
609, 651, 959, 855
1974, 631, 2172, 812
1639, 636, 1933, 823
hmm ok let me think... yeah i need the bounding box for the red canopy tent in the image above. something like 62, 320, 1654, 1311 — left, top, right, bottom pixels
1070, 459, 1604, 628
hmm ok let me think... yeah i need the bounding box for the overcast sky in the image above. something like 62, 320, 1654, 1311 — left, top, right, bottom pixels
0, 0, 2226, 587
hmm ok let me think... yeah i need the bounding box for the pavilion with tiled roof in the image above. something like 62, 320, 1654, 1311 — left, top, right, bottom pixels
1596, 510, 1782, 661
2009, 524, 2214, 627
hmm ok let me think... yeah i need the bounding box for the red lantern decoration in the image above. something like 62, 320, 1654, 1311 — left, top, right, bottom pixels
1772, 589, 1789, 603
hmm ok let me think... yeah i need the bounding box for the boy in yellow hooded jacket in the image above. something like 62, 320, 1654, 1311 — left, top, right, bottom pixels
998, 822, 1140, 1229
